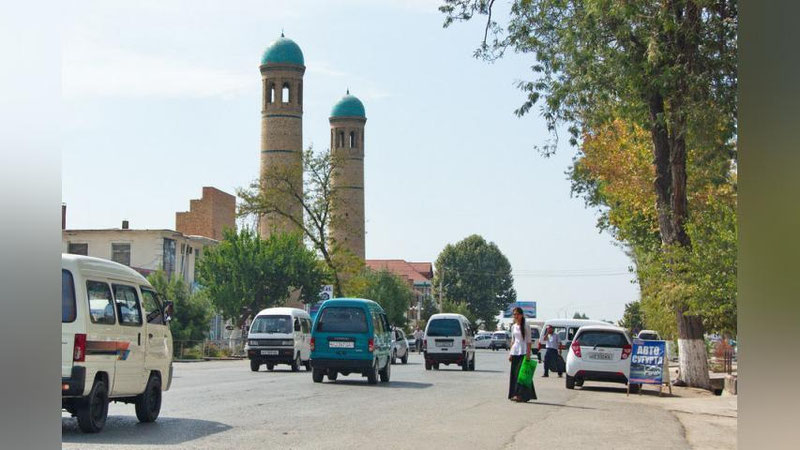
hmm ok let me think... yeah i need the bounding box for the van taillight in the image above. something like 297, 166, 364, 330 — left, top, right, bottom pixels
571, 340, 582, 358
368, 339, 374, 352
73, 333, 86, 362
462, 339, 466, 349
621, 344, 632, 360
422, 340, 427, 351
310, 337, 315, 351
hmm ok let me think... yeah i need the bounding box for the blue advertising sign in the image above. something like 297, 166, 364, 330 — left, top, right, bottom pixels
502, 301, 537, 319
629, 339, 667, 384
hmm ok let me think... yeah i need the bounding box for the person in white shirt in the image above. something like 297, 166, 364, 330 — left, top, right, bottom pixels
508, 307, 536, 402
413, 327, 424, 354
539, 325, 563, 377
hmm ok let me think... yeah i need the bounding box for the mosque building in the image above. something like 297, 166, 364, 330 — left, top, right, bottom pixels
258, 34, 367, 260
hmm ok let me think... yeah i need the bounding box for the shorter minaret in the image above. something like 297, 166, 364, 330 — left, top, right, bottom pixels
329, 90, 367, 260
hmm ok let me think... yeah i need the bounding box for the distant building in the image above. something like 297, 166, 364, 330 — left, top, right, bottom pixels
176, 186, 236, 241
365, 260, 434, 324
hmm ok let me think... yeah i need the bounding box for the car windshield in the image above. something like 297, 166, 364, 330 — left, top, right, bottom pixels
250, 315, 292, 334
577, 331, 628, 348
316, 307, 368, 333
427, 319, 463, 337
639, 332, 659, 340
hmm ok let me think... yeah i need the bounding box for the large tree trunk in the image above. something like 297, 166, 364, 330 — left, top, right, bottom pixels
676, 305, 711, 389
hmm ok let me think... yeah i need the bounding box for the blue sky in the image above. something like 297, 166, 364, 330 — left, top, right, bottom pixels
62, 0, 639, 321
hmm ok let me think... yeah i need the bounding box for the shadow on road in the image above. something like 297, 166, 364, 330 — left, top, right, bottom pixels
62, 416, 231, 445
527, 401, 599, 410
577, 385, 677, 397
328, 380, 433, 389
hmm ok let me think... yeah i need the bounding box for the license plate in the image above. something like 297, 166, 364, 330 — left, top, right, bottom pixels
329, 341, 354, 348
437, 341, 453, 347
588, 352, 612, 360
260, 350, 278, 355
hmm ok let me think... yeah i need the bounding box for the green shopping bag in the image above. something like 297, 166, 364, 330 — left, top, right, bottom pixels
517, 357, 537, 388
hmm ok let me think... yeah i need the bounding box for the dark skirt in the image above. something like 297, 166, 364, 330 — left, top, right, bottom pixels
509, 355, 537, 401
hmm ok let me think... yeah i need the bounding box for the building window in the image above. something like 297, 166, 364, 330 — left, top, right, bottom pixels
298, 82, 303, 105
68, 242, 88, 256
338, 131, 345, 148
268, 83, 275, 103
282, 83, 290, 103
111, 243, 131, 266
163, 238, 176, 279
349, 131, 356, 148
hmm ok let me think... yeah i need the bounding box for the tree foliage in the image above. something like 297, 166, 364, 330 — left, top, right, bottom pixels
572, 312, 589, 320
348, 268, 414, 329
195, 229, 327, 326
238, 147, 363, 297
618, 301, 645, 335
434, 234, 516, 329
147, 270, 212, 341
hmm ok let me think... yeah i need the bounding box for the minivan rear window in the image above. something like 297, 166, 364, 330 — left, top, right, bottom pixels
251, 315, 292, 334
577, 331, 628, 348
427, 319, 463, 337
62, 269, 76, 323
317, 307, 368, 333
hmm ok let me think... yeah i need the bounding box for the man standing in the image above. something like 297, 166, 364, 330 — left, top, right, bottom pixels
540, 325, 563, 378
414, 327, 424, 354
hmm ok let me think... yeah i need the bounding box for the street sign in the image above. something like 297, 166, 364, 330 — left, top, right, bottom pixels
502, 301, 537, 318
629, 339, 672, 396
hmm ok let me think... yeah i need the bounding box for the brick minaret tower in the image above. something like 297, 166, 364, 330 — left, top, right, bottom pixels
259, 33, 305, 238
329, 90, 367, 260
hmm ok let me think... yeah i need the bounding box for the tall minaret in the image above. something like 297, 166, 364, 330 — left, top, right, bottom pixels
329, 90, 367, 260
259, 33, 305, 238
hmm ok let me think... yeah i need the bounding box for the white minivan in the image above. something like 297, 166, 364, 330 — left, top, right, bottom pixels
245, 307, 312, 372
423, 313, 475, 371
62, 254, 173, 433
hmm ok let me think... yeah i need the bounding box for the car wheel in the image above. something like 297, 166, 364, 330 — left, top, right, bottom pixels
401, 352, 408, 365
629, 383, 641, 394
425, 361, 431, 370
250, 360, 260, 372
391, 350, 397, 365
327, 370, 338, 381
367, 360, 378, 384
469, 354, 476, 371
135, 375, 162, 423
312, 368, 324, 383
575, 379, 584, 387
76, 378, 108, 433
461, 358, 469, 371
304, 361, 312, 371
566, 375, 575, 389
379, 358, 391, 383
266, 363, 274, 371
433, 363, 440, 370
291, 353, 301, 372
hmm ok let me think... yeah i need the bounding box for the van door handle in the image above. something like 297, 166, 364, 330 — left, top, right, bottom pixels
138, 333, 141, 346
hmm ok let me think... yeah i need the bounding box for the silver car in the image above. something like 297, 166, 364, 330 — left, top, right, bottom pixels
391, 328, 409, 364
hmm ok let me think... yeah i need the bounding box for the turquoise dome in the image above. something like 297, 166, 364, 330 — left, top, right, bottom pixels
330, 92, 366, 118
261, 35, 304, 66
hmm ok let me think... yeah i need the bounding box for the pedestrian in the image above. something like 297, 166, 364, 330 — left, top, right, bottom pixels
508, 307, 536, 402
540, 325, 563, 378
414, 327, 424, 354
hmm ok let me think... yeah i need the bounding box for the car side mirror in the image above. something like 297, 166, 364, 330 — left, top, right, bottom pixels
163, 301, 174, 322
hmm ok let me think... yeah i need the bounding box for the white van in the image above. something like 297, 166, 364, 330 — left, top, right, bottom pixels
61, 254, 173, 433
423, 313, 475, 371
245, 307, 312, 372
540, 318, 610, 361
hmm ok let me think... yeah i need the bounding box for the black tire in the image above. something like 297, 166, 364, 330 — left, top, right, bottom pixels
425, 361, 431, 370
469, 354, 476, 371
366, 360, 378, 384
291, 353, 301, 372
250, 360, 260, 372
461, 358, 469, 371
379, 358, 391, 383
76, 378, 108, 433
266, 363, 274, 371
391, 350, 397, 365
433, 363, 440, 370
629, 383, 641, 394
327, 370, 338, 381
135, 375, 162, 423
304, 361, 312, 371
401, 352, 408, 365
312, 368, 324, 383
566, 375, 575, 389
575, 379, 584, 387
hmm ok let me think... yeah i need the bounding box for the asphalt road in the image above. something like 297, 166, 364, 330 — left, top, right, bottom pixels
62, 350, 690, 449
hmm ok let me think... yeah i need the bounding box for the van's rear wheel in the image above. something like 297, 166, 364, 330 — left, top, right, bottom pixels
391, 350, 397, 365
250, 360, 260, 372
76, 378, 108, 433
291, 353, 301, 372
379, 358, 391, 383
425, 361, 431, 370
433, 363, 440, 370
469, 354, 476, 371
401, 351, 408, 365
135, 375, 162, 423
367, 360, 379, 384
327, 370, 338, 381
266, 363, 274, 371
312, 368, 324, 383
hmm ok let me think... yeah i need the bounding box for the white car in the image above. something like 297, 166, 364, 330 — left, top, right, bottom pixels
391, 328, 409, 364
474, 334, 493, 349
565, 325, 640, 393
423, 313, 476, 371
62, 254, 174, 433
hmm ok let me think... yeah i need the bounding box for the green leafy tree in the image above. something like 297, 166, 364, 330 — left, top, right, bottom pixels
196, 228, 327, 326
238, 147, 363, 297
440, 0, 737, 389
420, 294, 439, 324
348, 268, 414, 329
618, 301, 645, 335
572, 312, 589, 320
440, 299, 476, 325
147, 270, 213, 341
434, 234, 516, 329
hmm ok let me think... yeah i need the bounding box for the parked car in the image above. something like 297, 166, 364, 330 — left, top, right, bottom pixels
310, 298, 392, 384
529, 325, 542, 360
474, 333, 493, 349
423, 314, 476, 371
489, 331, 510, 350
564, 325, 639, 393
391, 328, 409, 364
61, 254, 174, 433
406, 335, 418, 352
540, 318, 609, 361
636, 329, 661, 340
245, 307, 312, 372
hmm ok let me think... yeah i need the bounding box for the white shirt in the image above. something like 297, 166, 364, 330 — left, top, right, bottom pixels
509, 324, 531, 356
413, 330, 423, 339
541, 331, 561, 350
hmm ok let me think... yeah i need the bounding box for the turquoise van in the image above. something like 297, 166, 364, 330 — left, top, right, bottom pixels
310, 298, 392, 384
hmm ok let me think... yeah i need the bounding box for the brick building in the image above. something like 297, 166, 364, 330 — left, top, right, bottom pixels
175, 186, 236, 241
365, 260, 434, 325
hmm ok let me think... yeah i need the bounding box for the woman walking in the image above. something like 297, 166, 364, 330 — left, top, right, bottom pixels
508, 307, 536, 402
